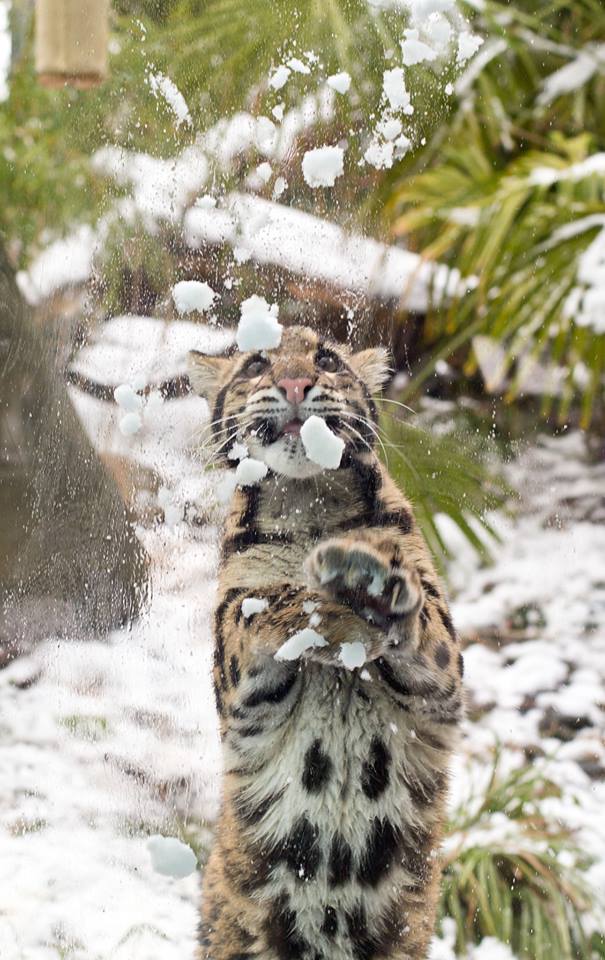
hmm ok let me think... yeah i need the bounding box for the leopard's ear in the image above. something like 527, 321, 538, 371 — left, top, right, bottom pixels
187, 351, 229, 403
349, 347, 391, 395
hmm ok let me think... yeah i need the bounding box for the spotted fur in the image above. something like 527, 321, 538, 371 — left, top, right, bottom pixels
189, 327, 464, 960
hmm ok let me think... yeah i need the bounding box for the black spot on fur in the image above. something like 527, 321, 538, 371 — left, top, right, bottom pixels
302, 739, 333, 793
420, 578, 440, 599
406, 770, 445, 808
213, 680, 224, 717
237, 724, 264, 738
234, 789, 284, 827
321, 907, 338, 938
375, 658, 411, 698
437, 605, 457, 641
223, 529, 294, 558
361, 737, 391, 800
230, 654, 241, 686
280, 815, 321, 881
243, 665, 298, 708
399, 827, 433, 889
328, 833, 352, 886
345, 902, 401, 960
434, 643, 450, 670
357, 818, 400, 887
419, 605, 430, 628
457, 652, 464, 677
214, 586, 245, 686
265, 894, 309, 960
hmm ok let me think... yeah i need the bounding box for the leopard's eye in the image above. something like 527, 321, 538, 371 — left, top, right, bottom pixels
317, 353, 340, 373
244, 357, 269, 377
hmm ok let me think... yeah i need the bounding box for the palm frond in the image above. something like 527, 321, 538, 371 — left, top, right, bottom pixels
377, 410, 510, 570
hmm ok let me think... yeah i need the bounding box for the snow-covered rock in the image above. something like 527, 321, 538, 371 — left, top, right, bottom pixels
302, 145, 345, 188
300, 416, 345, 469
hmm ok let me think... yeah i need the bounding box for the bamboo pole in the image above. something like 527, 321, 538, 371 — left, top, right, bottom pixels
35, 0, 109, 88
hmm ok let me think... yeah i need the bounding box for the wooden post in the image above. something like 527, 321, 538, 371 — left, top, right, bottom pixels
35, 0, 109, 88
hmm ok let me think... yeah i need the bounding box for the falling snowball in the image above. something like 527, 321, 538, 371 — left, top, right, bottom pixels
195, 194, 217, 210
114, 383, 143, 413
237, 295, 282, 351
377, 117, 402, 141
228, 440, 249, 461
339, 641, 366, 670
457, 31, 484, 64
327, 71, 351, 94
275, 628, 328, 661
401, 30, 437, 66
235, 457, 269, 487
242, 597, 269, 619
119, 412, 142, 436
269, 65, 291, 89
302, 146, 345, 188
364, 140, 394, 170
300, 416, 345, 470
147, 835, 197, 879
287, 57, 311, 75
256, 162, 273, 184
383, 68, 413, 113
172, 280, 216, 315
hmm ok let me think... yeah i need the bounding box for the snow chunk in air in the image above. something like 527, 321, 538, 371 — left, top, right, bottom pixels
269, 64, 291, 89
457, 31, 484, 64
339, 641, 366, 670
237, 295, 283, 351
114, 383, 143, 413
383, 68, 413, 113
300, 416, 345, 469
401, 30, 437, 66
147, 835, 197, 878
172, 280, 216, 315
327, 71, 351, 94
275, 628, 328, 661
302, 145, 345, 188
242, 597, 269, 619
365, 140, 394, 170
235, 457, 269, 486
118, 412, 142, 436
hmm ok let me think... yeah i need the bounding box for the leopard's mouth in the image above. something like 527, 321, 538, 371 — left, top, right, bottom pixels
280, 419, 303, 436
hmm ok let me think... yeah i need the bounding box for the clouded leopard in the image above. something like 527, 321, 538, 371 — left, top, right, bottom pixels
188, 325, 463, 960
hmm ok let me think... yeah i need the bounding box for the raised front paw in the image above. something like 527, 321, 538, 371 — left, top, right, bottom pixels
305, 538, 422, 627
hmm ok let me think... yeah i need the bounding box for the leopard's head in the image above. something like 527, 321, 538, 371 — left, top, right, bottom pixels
188, 325, 389, 479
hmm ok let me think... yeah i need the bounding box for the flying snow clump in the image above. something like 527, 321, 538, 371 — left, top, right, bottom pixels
383, 68, 413, 113
114, 383, 143, 413
300, 416, 345, 469
457, 31, 484, 64
287, 57, 311, 75
302, 146, 345, 188
401, 29, 437, 66
118, 412, 142, 436
147, 71, 191, 126
172, 280, 216, 315
235, 458, 269, 487
275, 628, 328, 661
269, 64, 291, 89
327, 71, 351, 94
365, 140, 394, 170
228, 441, 249, 461
339, 641, 366, 670
237, 295, 283, 351
147, 835, 197, 879
242, 597, 269, 619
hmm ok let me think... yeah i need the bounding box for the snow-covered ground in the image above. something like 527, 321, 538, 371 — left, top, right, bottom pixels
1, 368, 604, 959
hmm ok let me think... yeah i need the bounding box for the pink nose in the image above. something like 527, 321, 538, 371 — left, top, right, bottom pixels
278, 377, 313, 405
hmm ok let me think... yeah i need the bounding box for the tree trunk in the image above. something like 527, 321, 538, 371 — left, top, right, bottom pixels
0, 243, 148, 662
